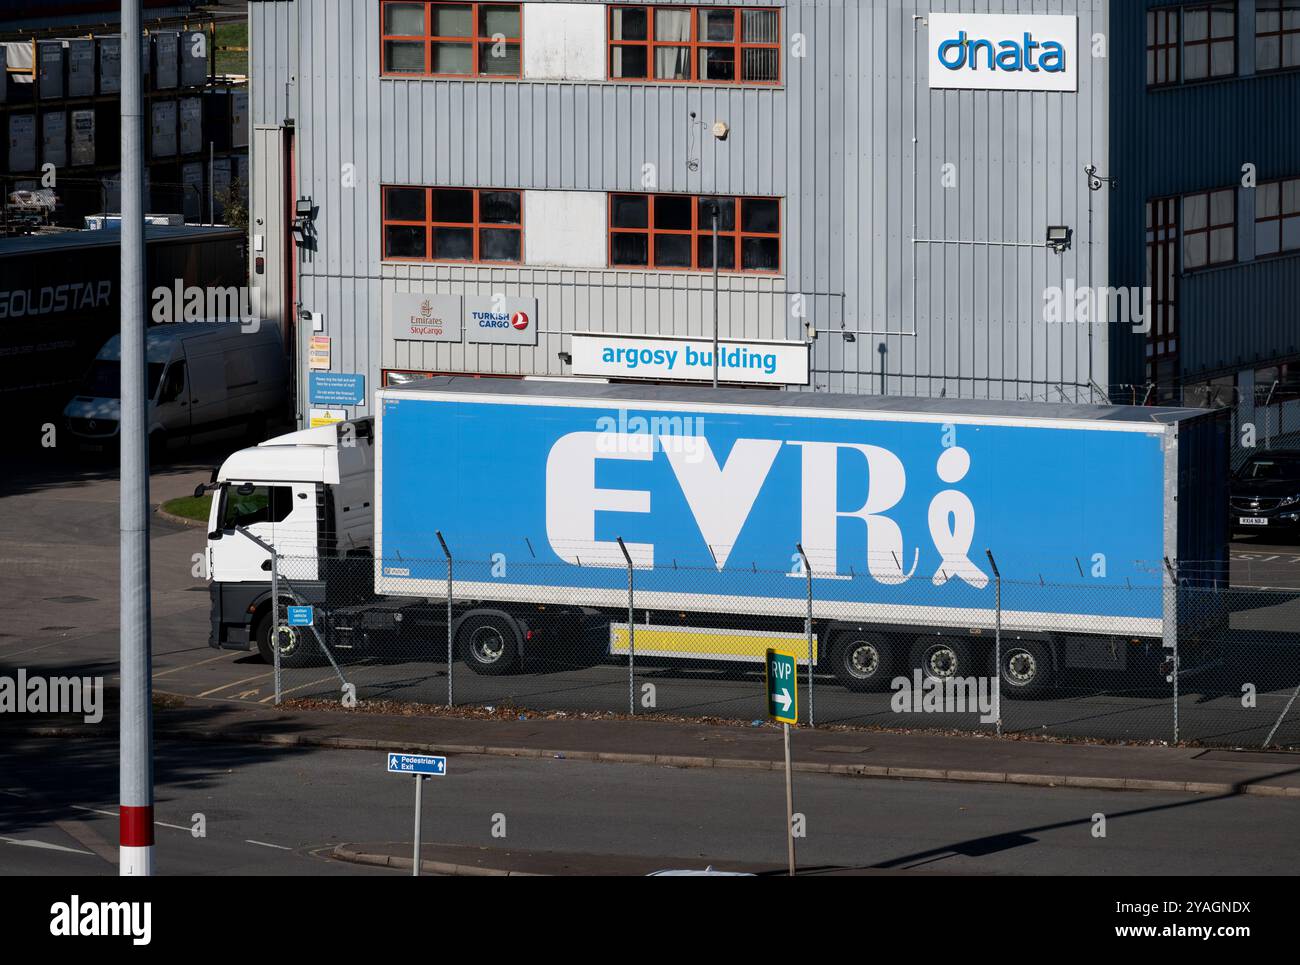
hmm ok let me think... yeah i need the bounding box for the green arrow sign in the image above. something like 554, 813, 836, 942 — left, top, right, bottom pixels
766, 648, 798, 724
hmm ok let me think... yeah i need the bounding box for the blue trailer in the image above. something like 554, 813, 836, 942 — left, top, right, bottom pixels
205, 377, 1228, 695
368, 377, 1228, 694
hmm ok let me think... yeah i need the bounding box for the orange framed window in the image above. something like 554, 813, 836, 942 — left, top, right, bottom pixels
381, 1, 522, 78
382, 185, 523, 264
608, 5, 781, 84
609, 193, 780, 273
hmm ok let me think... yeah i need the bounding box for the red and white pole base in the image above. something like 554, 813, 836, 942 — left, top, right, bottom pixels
120, 805, 154, 875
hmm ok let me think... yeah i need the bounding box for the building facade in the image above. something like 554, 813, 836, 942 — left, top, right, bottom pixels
1109, 0, 1299, 448
250, 0, 1125, 424
249, 0, 1297, 430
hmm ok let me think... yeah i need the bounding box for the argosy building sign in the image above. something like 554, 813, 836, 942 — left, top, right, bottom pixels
928, 13, 1078, 92
378, 396, 1167, 632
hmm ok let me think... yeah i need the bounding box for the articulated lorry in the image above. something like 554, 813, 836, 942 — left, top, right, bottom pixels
203, 377, 1228, 697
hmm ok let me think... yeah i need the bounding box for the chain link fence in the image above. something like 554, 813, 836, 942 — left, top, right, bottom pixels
258, 548, 1300, 750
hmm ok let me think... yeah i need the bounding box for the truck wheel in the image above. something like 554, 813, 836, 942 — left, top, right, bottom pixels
998, 641, 1052, 699
910, 637, 973, 682
254, 612, 317, 669
458, 614, 521, 675
832, 632, 894, 692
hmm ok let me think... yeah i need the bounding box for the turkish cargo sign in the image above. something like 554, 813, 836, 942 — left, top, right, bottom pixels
466, 296, 538, 345
928, 13, 1077, 92
571, 334, 809, 386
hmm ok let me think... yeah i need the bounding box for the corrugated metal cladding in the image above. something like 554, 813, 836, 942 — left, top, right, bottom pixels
1109, 0, 1300, 383
250, 0, 1112, 411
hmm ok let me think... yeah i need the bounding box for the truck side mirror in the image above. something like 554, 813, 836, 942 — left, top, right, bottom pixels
208, 531, 223, 540
193, 483, 206, 499
260, 560, 272, 572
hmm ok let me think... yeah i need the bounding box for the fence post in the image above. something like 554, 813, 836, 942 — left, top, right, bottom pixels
436, 531, 453, 709
235, 526, 281, 705
271, 547, 281, 706
617, 537, 634, 716
985, 549, 1002, 737
1164, 556, 1179, 744
796, 543, 813, 728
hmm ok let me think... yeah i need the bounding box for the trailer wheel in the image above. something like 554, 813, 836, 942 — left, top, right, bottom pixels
910, 637, 972, 682
831, 632, 894, 692
254, 611, 318, 669
458, 614, 521, 675
998, 641, 1052, 699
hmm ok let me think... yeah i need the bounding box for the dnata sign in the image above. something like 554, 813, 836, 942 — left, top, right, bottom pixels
928, 13, 1078, 92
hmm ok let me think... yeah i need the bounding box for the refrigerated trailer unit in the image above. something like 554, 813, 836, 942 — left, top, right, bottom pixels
205, 377, 1229, 695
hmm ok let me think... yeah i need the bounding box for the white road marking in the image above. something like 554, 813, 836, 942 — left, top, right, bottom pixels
258, 674, 340, 703
0, 835, 93, 856
69, 804, 193, 833
153, 653, 235, 678
197, 671, 274, 698
245, 839, 292, 850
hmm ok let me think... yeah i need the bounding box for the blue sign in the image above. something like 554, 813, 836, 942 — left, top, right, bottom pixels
310, 372, 365, 405
378, 394, 1168, 629
387, 752, 447, 776
286, 605, 313, 627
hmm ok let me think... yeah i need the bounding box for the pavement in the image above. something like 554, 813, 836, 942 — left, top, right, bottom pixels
13, 692, 1300, 798
6, 727, 1299, 876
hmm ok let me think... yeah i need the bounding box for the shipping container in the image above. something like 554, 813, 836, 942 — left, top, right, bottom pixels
42, 110, 67, 167
102, 167, 153, 216
1, 41, 34, 105
37, 39, 63, 99
96, 34, 149, 95
70, 108, 95, 167
230, 88, 247, 148
179, 29, 208, 87
210, 156, 231, 221
202, 87, 231, 151
181, 159, 203, 221
150, 98, 177, 158
152, 30, 179, 90
63, 38, 95, 97
8, 112, 36, 172
179, 95, 202, 154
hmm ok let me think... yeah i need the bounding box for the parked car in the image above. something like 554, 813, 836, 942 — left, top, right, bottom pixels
63, 321, 286, 455
1229, 449, 1300, 540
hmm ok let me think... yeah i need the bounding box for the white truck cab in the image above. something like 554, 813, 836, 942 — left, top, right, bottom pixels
204, 419, 373, 659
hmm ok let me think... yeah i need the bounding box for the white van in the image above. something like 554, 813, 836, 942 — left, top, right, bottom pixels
64, 321, 287, 452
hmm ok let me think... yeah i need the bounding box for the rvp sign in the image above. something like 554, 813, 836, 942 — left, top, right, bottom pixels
766, 648, 798, 725
928, 13, 1078, 92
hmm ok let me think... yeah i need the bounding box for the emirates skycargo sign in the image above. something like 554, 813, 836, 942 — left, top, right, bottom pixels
928, 13, 1078, 92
